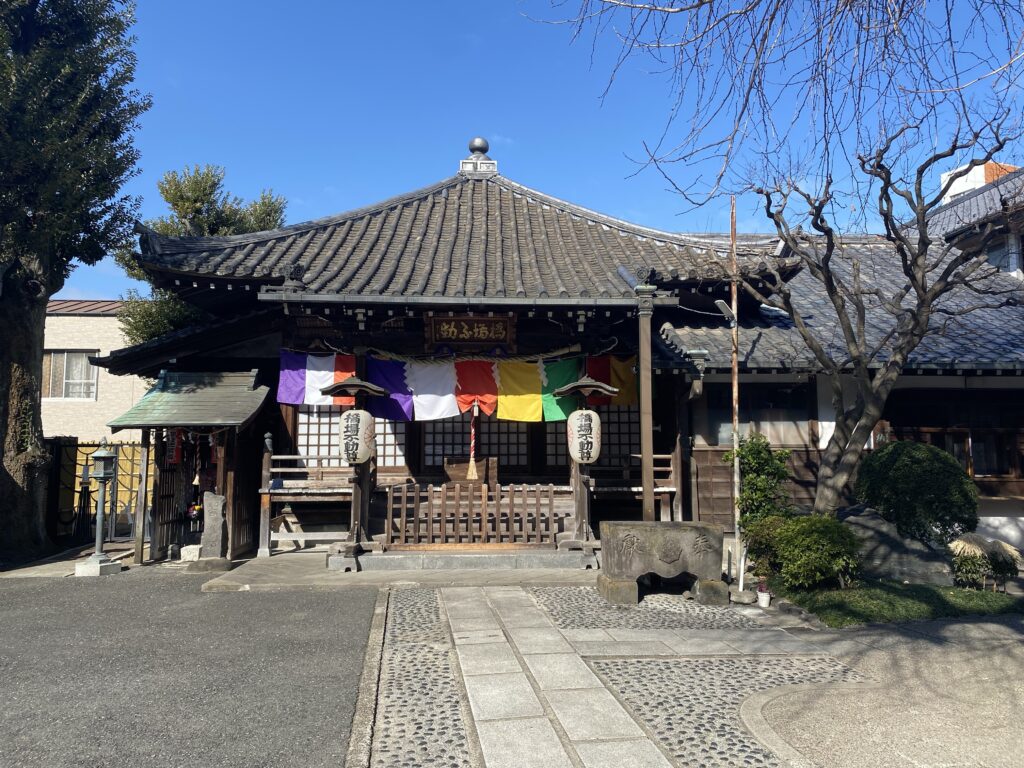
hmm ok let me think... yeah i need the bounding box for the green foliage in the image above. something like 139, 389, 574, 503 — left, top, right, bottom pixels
988, 551, 1020, 586
950, 552, 990, 589
724, 433, 793, 524
951, 549, 1020, 590
119, 289, 205, 347
116, 165, 287, 343
0, 0, 149, 293
855, 440, 978, 543
773, 515, 861, 590
742, 514, 790, 577
775, 579, 1024, 628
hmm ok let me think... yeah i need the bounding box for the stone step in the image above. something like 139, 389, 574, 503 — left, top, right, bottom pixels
327, 550, 598, 572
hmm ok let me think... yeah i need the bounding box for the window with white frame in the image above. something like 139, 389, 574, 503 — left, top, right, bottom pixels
42, 350, 98, 399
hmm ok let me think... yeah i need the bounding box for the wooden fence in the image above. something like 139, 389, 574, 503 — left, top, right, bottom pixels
384, 482, 570, 547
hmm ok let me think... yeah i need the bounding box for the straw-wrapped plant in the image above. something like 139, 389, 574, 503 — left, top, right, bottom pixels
949, 534, 1022, 591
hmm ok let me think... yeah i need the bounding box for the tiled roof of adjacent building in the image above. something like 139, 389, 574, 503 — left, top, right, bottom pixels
664, 236, 1024, 371
134, 172, 783, 302
926, 167, 1024, 239
46, 299, 123, 315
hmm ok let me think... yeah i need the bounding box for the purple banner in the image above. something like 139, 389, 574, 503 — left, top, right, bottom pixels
365, 357, 414, 421
277, 350, 306, 405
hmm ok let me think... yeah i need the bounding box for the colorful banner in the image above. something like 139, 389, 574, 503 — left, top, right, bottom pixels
541, 358, 579, 421
496, 361, 543, 422
455, 361, 498, 415
304, 354, 335, 406
609, 355, 638, 406
276, 351, 357, 406
407, 361, 460, 421
277, 351, 640, 421
277, 350, 307, 405
365, 358, 414, 421
585, 357, 613, 406
333, 354, 356, 406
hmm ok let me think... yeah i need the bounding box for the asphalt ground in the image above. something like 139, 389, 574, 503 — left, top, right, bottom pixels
0, 567, 377, 768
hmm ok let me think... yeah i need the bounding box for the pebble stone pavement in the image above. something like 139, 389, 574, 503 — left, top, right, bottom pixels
362, 585, 864, 768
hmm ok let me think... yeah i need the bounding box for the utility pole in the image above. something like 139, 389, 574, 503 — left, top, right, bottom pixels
730, 197, 744, 590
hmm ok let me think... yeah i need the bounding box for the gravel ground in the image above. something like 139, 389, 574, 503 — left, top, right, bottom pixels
530, 586, 762, 630
0, 567, 377, 768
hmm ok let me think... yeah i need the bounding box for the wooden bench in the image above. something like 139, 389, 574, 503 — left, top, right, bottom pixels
259, 454, 355, 553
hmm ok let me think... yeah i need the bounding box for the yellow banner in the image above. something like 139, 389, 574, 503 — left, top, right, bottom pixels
496, 361, 542, 422
610, 356, 638, 406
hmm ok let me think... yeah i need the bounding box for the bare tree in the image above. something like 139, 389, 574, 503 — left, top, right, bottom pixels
561, 0, 1024, 201
742, 117, 1020, 513
554, 1, 1024, 513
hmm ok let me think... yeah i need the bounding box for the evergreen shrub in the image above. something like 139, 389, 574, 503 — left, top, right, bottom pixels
855, 440, 977, 543
773, 515, 861, 589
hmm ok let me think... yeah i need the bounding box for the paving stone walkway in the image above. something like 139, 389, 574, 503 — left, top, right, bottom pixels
363, 584, 858, 767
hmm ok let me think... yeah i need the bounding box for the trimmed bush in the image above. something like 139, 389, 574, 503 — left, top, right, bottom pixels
724, 433, 793, 523
855, 440, 977, 543
773, 515, 861, 589
743, 514, 791, 577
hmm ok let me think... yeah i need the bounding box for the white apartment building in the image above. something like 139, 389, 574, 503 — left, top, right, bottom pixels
42, 300, 145, 442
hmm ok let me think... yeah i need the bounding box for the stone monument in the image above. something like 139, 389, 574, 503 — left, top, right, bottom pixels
185, 492, 232, 572
598, 520, 725, 605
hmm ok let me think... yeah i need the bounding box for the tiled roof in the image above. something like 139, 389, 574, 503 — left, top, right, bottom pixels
926, 167, 1024, 238
135, 173, 781, 302
47, 299, 123, 316
91, 310, 278, 376
663, 237, 1024, 371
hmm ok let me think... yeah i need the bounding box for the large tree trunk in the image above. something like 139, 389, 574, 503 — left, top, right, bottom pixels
812, 375, 895, 515
0, 287, 52, 564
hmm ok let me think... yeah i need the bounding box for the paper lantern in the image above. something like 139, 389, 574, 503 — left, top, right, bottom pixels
567, 410, 601, 464
340, 409, 376, 465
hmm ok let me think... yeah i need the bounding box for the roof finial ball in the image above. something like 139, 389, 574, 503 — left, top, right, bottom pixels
468, 137, 490, 157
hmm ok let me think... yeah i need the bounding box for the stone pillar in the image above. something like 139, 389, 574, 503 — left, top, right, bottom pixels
258, 432, 272, 558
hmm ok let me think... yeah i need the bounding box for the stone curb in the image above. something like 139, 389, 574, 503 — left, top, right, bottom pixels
771, 599, 827, 629
344, 588, 389, 768
738, 680, 883, 767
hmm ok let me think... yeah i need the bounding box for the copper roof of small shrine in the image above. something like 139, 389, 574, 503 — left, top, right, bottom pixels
134, 145, 784, 304
108, 370, 270, 432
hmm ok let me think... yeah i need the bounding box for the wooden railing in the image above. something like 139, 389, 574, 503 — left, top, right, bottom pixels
385, 482, 565, 547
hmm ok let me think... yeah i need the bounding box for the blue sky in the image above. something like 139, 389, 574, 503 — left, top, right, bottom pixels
59, 0, 770, 299
60, 1, 1011, 299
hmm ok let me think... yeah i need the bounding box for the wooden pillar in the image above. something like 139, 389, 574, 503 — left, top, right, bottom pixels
258, 431, 272, 557
351, 348, 371, 549
672, 385, 689, 523
224, 429, 237, 559
151, 429, 166, 559
133, 428, 151, 564
636, 285, 656, 520
569, 459, 592, 543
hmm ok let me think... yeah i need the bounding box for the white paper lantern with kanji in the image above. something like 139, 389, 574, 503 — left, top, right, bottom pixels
340, 409, 376, 465
567, 409, 601, 464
